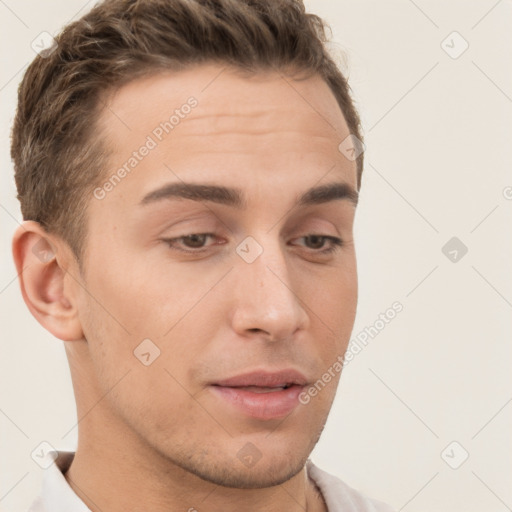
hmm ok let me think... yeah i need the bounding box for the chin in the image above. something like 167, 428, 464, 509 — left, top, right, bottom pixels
189, 453, 308, 489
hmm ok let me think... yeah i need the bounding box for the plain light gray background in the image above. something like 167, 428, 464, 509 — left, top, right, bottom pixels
1, 1, 511, 511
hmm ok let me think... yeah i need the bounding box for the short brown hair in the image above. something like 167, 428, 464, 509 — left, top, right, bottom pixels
11, 0, 364, 265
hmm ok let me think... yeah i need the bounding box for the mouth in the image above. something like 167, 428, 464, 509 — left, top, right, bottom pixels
209, 369, 309, 420
226, 384, 294, 393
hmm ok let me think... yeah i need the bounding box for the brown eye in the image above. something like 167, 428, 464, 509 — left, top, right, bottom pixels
296, 235, 343, 254
180, 234, 210, 248
163, 233, 217, 253
304, 235, 326, 249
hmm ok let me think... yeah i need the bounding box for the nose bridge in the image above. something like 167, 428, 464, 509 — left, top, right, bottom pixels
230, 234, 309, 340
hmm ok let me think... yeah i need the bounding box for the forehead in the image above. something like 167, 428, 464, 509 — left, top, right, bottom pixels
100, 63, 349, 134
93, 63, 357, 211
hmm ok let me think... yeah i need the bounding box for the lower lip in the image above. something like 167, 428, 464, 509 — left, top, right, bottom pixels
210, 385, 304, 420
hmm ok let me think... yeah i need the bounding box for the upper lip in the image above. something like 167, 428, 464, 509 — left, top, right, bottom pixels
211, 369, 309, 388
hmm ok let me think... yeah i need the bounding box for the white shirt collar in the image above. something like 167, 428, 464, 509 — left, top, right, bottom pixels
29, 450, 91, 512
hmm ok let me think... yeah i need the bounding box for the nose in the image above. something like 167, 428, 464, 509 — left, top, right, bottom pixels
229, 237, 310, 342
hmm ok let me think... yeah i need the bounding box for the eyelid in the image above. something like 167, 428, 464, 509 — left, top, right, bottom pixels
161, 232, 343, 255
163, 233, 218, 253
293, 234, 343, 255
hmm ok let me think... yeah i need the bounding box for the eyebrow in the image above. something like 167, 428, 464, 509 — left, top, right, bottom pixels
139, 180, 358, 209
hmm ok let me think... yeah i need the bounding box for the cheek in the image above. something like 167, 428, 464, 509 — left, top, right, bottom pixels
306, 260, 357, 337
93, 249, 220, 338
327, 273, 357, 331
78, 291, 199, 429
77, 262, 211, 394
81, 251, 172, 339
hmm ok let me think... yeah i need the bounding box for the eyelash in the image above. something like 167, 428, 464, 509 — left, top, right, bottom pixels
162, 233, 343, 255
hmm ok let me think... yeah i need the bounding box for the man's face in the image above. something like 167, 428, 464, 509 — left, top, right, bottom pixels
72, 64, 358, 487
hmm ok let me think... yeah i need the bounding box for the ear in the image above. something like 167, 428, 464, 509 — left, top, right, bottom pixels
12, 221, 84, 342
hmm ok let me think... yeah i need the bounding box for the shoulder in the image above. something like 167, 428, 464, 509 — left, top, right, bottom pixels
306, 460, 395, 512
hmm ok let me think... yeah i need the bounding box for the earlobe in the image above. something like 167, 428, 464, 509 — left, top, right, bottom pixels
12, 221, 84, 342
